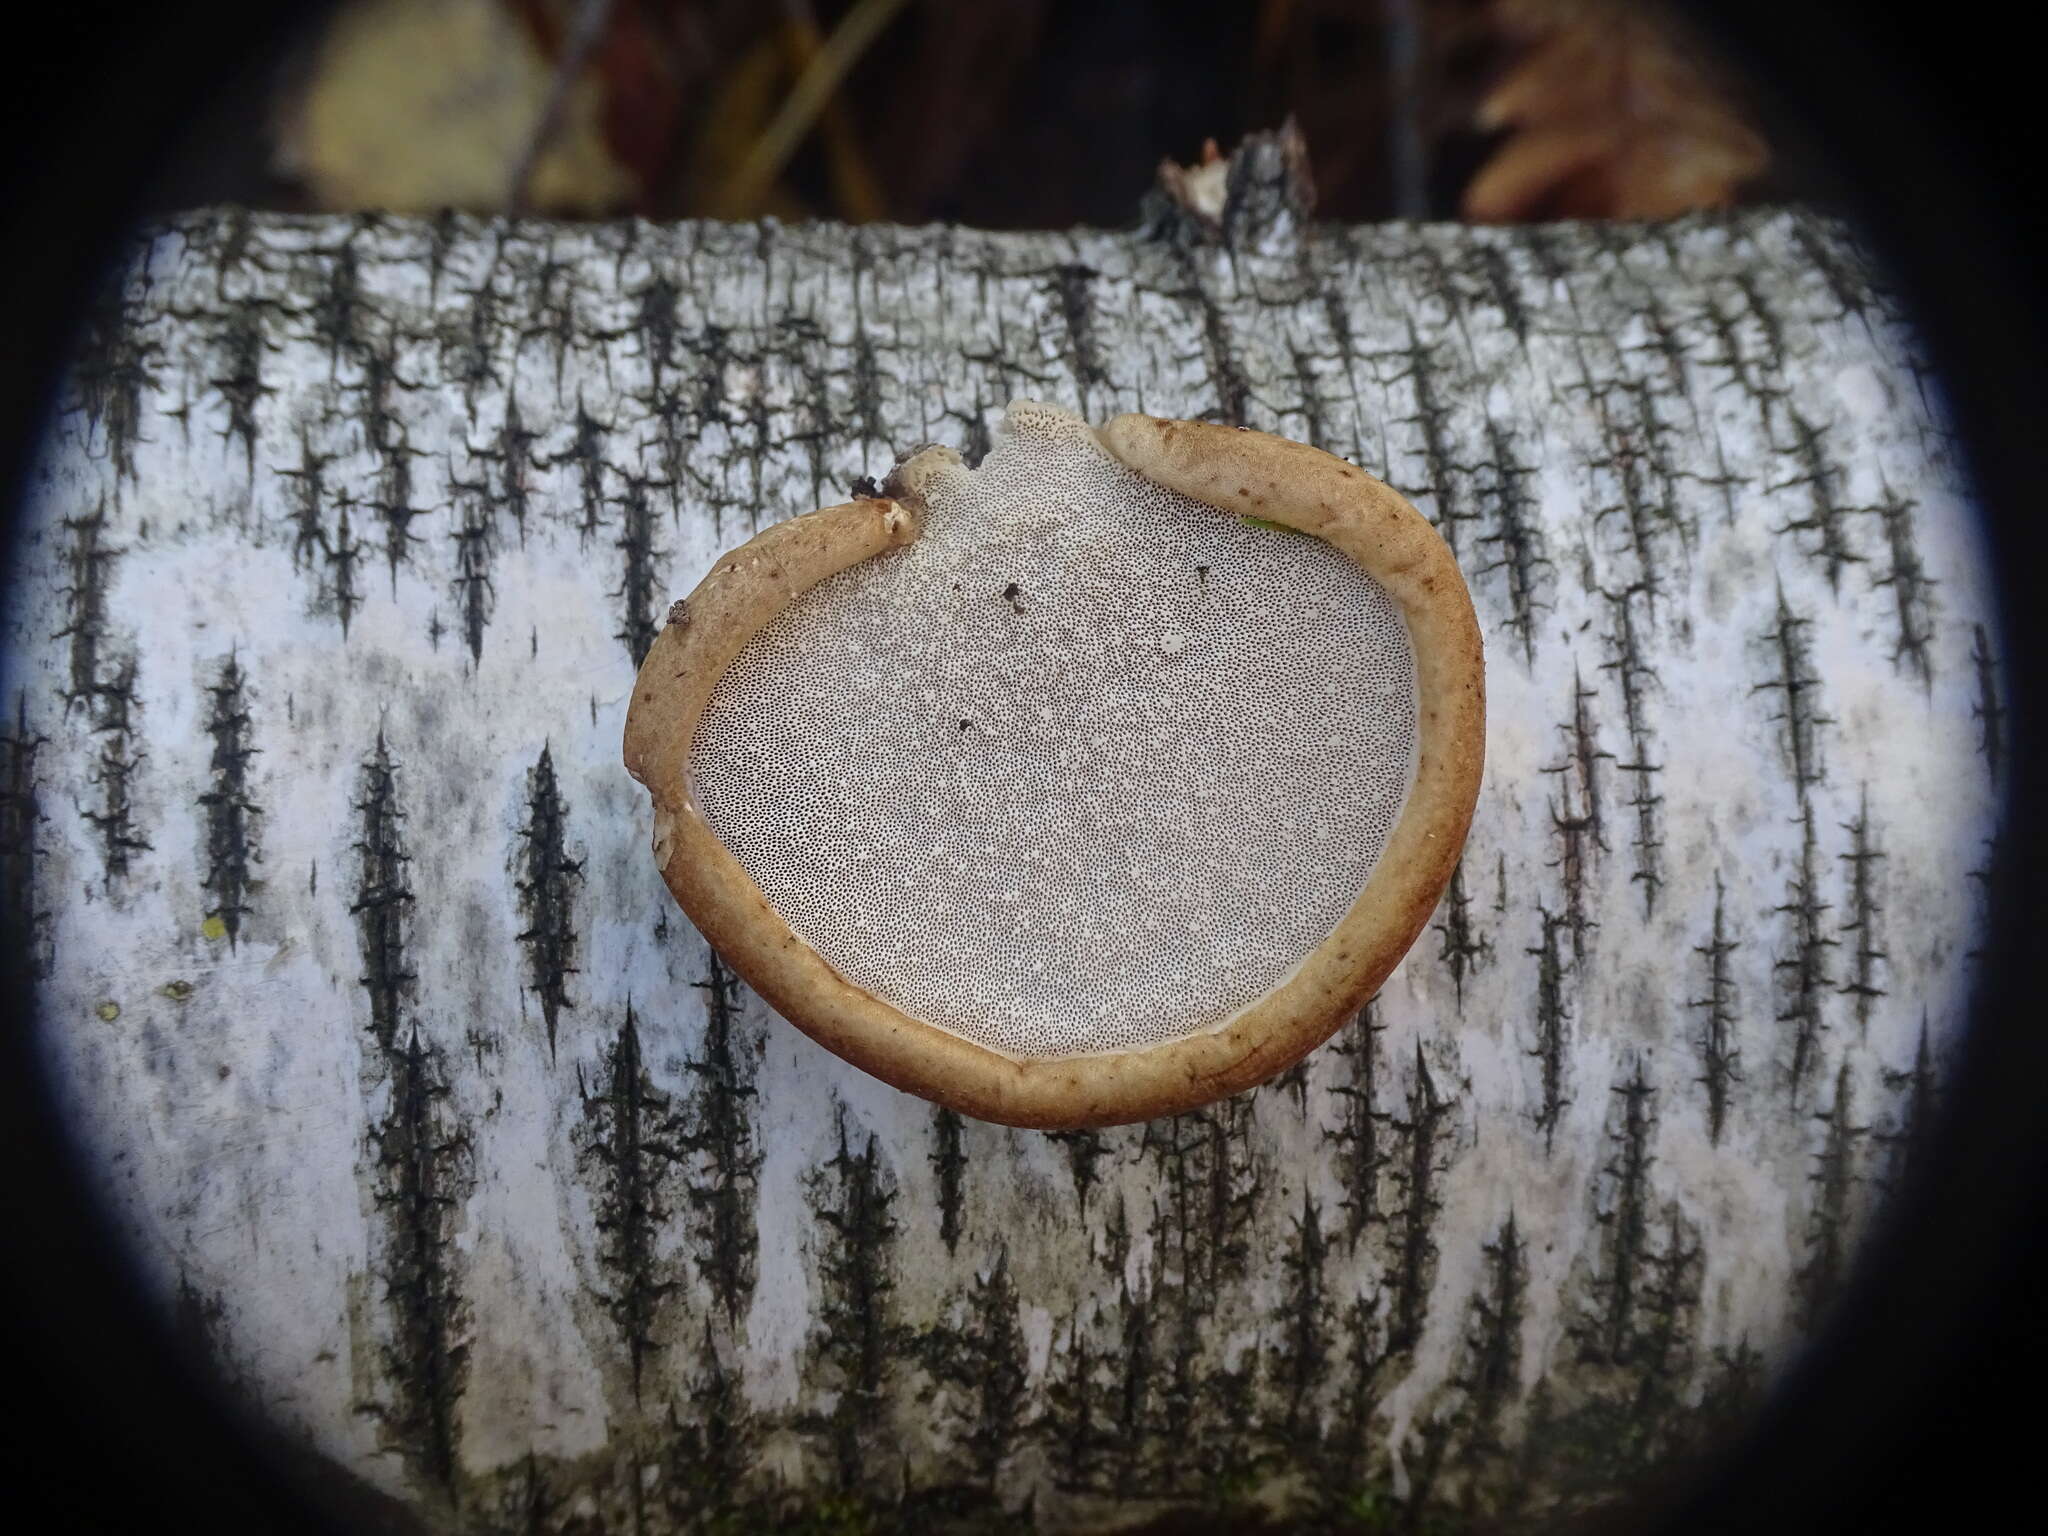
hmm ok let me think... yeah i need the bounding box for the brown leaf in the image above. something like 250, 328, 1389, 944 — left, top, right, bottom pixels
1465, 0, 1767, 222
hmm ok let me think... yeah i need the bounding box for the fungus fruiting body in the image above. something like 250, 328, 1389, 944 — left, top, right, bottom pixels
624, 401, 1484, 1128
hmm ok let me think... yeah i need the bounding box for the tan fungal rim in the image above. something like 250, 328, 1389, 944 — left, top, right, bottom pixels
623, 416, 1486, 1130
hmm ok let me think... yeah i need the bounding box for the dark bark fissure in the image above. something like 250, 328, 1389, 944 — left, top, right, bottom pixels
931, 1107, 967, 1257
1386, 1040, 1454, 1356
1688, 874, 1741, 1145
1837, 787, 1887, 1030
282, 429, 365, 635
1969, 622, 2004, 783
1544, 663, 1610, 963
681, 948, 761, 1328
659, 1318, 756, 1528
917, 1249, 1030, 1507
71, 269, 163, 485
806, 1107, 904, 1498
1269, 1190, 1331, 1446
1601, 582, 1666, 917
1451, 1212, 1528, 1470
1433, 856, 1493, 1011
1046, 1126, 1104, 1219
351, 733, 417, 1055
0, 696, 47, 986
359, 1025, 473, 1493
56, 502, 152, 883
1577, 1059, 1656, 1368
1474, 421, 1550, 665
199, 652, 261, 947
577, 1005, 685, 1402
1775, 801, 1837, 1108
1332, 1005, 1389, 1244
1878, 1015, 1938, 1198
1772, 409, 1862, 594
1870, 486, 1935, 685
613, 475, 667, 668
1797, 1057, 1864, 1329
514, 743, 581, 1061
1528, 908, 1572, 1153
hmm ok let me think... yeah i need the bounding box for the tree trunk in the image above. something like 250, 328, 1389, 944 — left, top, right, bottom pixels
0, 174, 2000, 1533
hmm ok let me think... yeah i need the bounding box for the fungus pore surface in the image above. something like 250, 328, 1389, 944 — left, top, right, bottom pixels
690, 402, 1420, 1058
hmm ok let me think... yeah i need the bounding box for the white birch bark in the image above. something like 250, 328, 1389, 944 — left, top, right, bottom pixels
0, 179, 2002, 1533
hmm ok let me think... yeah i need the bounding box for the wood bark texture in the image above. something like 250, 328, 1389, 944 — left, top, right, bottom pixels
0, 175, 2001, 1533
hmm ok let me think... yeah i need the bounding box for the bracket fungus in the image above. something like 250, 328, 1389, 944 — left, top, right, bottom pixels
623, 401, 1484, 1128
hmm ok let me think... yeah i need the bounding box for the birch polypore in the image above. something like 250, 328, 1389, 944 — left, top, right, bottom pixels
626, 401, 1481, 1127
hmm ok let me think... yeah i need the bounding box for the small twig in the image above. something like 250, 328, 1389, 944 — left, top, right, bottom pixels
714, 0, 912, 219
507, 0, 618, 215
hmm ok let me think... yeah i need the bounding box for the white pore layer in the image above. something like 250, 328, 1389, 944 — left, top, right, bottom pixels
691, 401, 1420, 1058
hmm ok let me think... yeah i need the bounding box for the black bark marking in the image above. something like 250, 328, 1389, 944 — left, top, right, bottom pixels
1755, 582, 1831, 798
56, 501, 117, 715
1269, 1190, 1331, 1445
1053, 265, 1106, 412
1142, 1095, 1262, 1296
1621, 1206, 1703, 1465
576, 1006, 685, 1402
514, 743, 581, 1061
350, 733, 416, 1055
681, 948, 761, 1327
280, 431, 366, 635
1473, 422, 1550, 664
1451, 1213, 1527, 1468
0, 696, 48, 987
919, 1249, 1029, 1499
471, 394, 540, 547
1311, 1284, 1391, 1511
1870, 487, 1935, 686
450, 478, 496, 664
1771, 410, 1862, 593
1601, 583, 1666, 917
1386, 1040, 1454, 1355
1043, 1310, 1108, 1492
1798, 1057, 1864, 1329
1837, 786, 1887, 1029
806, 1106, 904, 1496
660, 1319, 755, 1527
1432, 857, 1492, 1013
1046, 1127, 1104, 1219
614, 476, 666, 668
932, 1107, 967, 1257
360, 1025, 472, 1492
634, 275, 682, 397
558, 403, 612, 546
1543, 664, 1611, 962
368, 423, 428, 595
1775, 802, 1836, 1108
309, 234, 374, 371
1970, 623, 2004, 783
1577, 1059, 1656, 1366
1878, 1015, 1938, 1198
1111, 1286, 1154, 1493
1270, 1057, 1311, 1115
1688, 874, 1742, 1145
1473, 243, 1529, 343
1331, 1005, 1389, 1244
70, 273, 162, 484
1386, 327, 1479, 557
199, 653, 260, 948
207, 301, 271, 478
1528, 909, 1572, 1153
83, 654, 151, 882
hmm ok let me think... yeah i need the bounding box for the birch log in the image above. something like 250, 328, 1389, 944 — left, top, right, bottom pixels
0, 176, 2002, 1534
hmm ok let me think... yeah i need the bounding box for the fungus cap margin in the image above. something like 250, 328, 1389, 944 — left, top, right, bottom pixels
622, 403, 1485, 1129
